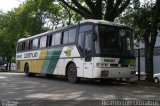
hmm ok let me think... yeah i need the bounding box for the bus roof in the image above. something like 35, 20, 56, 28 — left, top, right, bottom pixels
18, 19, 128, 42
18, 30, 55, 42
80, 19, 126, 27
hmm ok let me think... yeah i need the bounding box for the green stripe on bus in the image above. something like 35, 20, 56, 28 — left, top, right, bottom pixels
119, 58, 130, 65
41, 47, 62, 74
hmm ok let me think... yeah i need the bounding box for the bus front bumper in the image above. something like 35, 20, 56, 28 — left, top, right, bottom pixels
93, 67, 136, 79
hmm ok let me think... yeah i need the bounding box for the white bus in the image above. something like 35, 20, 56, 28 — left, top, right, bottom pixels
16, 19, 136, 83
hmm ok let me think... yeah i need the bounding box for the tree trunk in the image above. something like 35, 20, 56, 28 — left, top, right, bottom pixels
5, 63, 8, 71
144, 0, 160, 82
145, 45, 154, 82
58, 0, 131, 22
9, 61, 11, 71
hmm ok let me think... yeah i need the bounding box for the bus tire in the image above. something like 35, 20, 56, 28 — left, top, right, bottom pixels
67, 63, 79, 83
24, 64, 35, 77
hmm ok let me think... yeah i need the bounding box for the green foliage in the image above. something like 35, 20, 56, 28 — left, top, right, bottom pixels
15, 0, 49, 36
0, 0, 82, 63
0, 11, 23, 61
119, 2, 153, 41
58, 0, 132, 21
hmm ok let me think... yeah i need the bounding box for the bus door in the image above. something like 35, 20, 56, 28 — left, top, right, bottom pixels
84, 32, 93, 78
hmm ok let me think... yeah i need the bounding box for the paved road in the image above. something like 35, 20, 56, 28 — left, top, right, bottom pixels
0, 72, 160, 101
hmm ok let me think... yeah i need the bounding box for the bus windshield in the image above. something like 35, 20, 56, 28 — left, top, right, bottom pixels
98, 25, 133, 57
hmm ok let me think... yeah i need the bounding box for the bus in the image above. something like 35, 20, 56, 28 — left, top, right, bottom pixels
16, 19, 136, 83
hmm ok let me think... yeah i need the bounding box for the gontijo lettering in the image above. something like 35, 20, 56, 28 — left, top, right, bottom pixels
24, 52, 38, 58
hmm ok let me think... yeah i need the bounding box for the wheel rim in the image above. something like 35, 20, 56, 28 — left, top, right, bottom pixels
69, 66, 76, 80
68, 64, 78, 83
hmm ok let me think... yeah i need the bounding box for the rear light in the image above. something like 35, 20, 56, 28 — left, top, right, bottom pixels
101, 71, 109, 77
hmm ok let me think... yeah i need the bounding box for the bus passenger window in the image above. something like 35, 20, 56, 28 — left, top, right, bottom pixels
69, 28, 76, 43
29, 40, 33, 50
25, 40, 29, 50
51, 35, 55, 46
46, 35, 51, 47
40, 36, 47, 48
55, 33, 61, 45
32, 38, 39, 49
48, 35, 52, 46
22, 42, 26, 50
63, 31, 69, 44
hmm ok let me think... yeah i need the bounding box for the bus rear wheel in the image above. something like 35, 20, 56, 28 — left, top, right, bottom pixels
24, 64, 35, 77
67, 63, 79, 83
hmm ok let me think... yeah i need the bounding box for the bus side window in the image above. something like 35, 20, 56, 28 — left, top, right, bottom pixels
55, 33, 61, 45
22, 42, 26, 50
68, 28, 76, 43
32, 38, 39, 49
48, 35, 52, 47
63, 31, 69, 44
46, 35, 51, 47
29, 40, 33, 50
51, 34, 55, 46
40, 36, 47, 48
78, 32, 85, 56
25, 40, 29, 50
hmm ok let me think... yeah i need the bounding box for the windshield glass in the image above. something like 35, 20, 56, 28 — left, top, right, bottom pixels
119, 29, 131, 51
99, 26, 117, 53
98, 25, 133, 56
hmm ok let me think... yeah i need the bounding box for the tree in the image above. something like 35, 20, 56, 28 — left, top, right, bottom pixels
58, 0, 132, 21
119, 1, 152, 40
119, 0, 160, 82
15, 0, 49, 36
144, 0, 160, 82
0, 0, 82, 70
0, 11, 22, 70
22, 0, 82, 29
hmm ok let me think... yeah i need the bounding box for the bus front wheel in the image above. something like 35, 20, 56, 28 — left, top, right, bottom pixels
24, 64, 35, 77
67, 63, 79, 83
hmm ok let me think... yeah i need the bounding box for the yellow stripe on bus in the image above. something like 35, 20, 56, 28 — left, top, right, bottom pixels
129, 59, 135, 65
18, 49, 48, 73
31, 49, 48, 73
